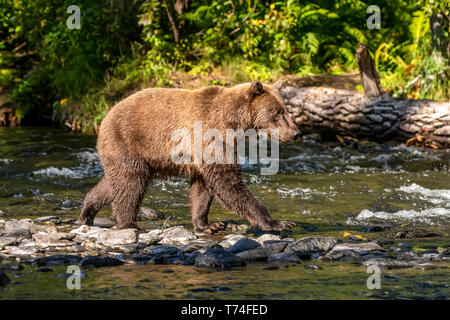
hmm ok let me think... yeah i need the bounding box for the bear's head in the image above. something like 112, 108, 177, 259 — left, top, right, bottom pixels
248, 80, 301, 142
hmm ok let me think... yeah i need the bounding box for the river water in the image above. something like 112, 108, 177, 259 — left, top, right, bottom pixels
0, 127, 449, 299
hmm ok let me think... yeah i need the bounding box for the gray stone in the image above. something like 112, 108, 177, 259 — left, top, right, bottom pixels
268, 252, 301, 264
33, 232, 76, 249
219, 234, 246, 249
0, 262, 23, 271
226, 237, 261, 254
236, 242, 287, 261
363, 258, 418, 270
5, 219, 44, 234
110, 243, 139, 254
36, 254, 82, 266
256, 234, 281, 245
396, 251, 419, 261
34, 216, 59, 223
139, 207, 166, 221
181, 239, 219, 253
421, 253, 441, 262
327, 242, 385, 255
70, 225, 105, 240
324, 249, 362, 262
158, 226, 196, 246
224, 220, 249, 234
0, 236, 19, 250
97, 228, 138, 247
138, 231, 162, 245
4, 228, 32, 239
286, 237, 338, 256
79, 256, 124, 268
93, 217, 115, 228
195, 247, 245, 269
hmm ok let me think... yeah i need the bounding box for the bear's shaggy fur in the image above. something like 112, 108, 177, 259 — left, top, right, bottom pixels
80, 81, 300, 233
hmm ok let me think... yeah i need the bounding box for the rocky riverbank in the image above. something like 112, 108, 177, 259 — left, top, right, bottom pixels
1, 215, 450, 286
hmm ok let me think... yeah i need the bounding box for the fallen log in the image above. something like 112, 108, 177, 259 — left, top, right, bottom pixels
281, 43, 450, 147
281, 86, 450, 146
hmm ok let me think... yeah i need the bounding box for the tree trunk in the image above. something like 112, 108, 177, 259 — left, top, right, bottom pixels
282, 86, 450, 146
355, 43, 383, 97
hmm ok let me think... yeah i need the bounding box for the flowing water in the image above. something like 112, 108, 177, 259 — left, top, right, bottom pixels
1, 127, 449, 299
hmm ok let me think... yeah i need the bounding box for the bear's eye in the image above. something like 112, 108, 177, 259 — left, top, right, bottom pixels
277, 109, 284, 115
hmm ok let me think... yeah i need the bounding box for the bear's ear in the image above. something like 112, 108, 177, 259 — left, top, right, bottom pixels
249, 80, 264, 98
271, 79, 283, 91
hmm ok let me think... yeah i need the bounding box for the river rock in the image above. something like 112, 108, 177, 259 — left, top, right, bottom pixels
70, 225, 105, 240
79, 256, 124, 268
195, 247, 245, 269
236, 242, 287, 262
181, 239, 219, 253
36, 254, 82, 266
93, 217, 115, 228
34, 216, 59, 223
33, 232, 76, 249
0, 236, 19, 249
396, 251, 420, 261
138, 230, 162, 245
139, 207, 166, 221
256, 234, 281, 245
0, 262, 24, 271
0, 270, 10, 286
324, 249, 362, 262
158, 226, 196, 246
5, 219, 44, 234
328, 242, 385, 255
421, 253, 445, 262
4, 228, 32, 239
142, 245, 182, 264
97, 229, 138, 247
390, 229, 441, 239
224, 220, 249, 234
219, 234, 246, 249
286, 237, 338, 257
226, 237, 261, 254
363, 258, 418, 270
268, 252, 301, 264
110, 243, 140, 254
3, 245, 39, 257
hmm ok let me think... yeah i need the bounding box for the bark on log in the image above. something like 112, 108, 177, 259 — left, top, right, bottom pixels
281, 86, 450, 146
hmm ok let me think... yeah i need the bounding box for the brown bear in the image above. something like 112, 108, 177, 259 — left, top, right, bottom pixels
80, 81, 301, 233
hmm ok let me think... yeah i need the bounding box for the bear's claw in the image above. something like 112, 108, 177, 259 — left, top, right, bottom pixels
204, 222, 226, 234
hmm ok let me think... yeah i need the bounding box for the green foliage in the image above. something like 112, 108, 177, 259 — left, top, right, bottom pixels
1, 0, 448, 132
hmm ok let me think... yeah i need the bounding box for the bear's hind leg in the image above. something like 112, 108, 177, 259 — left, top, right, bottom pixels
189, 177, 224, 234
110, 172, 150, 230
80, 176, 114, 226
